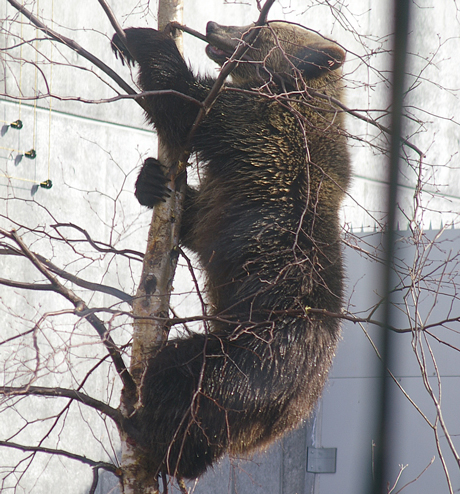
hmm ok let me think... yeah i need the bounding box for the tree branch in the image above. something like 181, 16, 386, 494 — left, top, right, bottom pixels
308, 88, 425, 157
0, 246, 133, 303
50, 223, 144, 259
0, 277, 54, 291
0, 386, 123, 426
178, 0, 276, 166
5, 0, 146, 111
97, 0, 127, 47
221, 85, 425, 158
4, 229, 137, 398
169, 22, 208, 43
0, 439, 119, 474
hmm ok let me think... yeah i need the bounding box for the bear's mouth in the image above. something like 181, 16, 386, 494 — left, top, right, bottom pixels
205, 44, 232, 63
205, 21, 255, 65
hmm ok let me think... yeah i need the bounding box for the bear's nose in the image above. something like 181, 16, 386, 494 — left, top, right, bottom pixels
206, 21, 221, 36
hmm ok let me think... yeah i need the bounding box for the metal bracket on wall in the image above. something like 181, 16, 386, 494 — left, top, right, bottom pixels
306, 447, 337, 474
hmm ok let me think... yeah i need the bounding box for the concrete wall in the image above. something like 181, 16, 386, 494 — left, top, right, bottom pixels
1, 1, 460, 493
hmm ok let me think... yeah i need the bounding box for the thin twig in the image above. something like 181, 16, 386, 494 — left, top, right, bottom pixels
51, 223, 144, 259
179, 0, 276, 162
308, 89, 425, 157
388, 464, 408, 494
6, 0, 145, 110
0, 386, 122, 425
223, 85, 425, 158
6, 229, 136, 397
97, 0, 127, 46
169, 22, 208, 43
0, 246, 133, 303
393, 457, 435, 494
360, 322, 432, 427
0, 440, 119, 474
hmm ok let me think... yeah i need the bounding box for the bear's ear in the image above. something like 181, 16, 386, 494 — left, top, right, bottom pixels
290, 43, 345, 79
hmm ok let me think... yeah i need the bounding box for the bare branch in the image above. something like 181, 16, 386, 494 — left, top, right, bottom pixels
5, 0, 146, 111
224, 86, 425, 157
2, 88, 205, 107
3, 228, 136, 398
0, 386, 122, 426
178, 0, 276, 165
360, 323, 432, 427
0, 440, 119, 474
0, 247, 133, 303
308, 88, 425, 157
51, 223, 144, 259
0, 277, 54, 291
393, 457, 435, 494
97, 0, 127, 47
169, 22, 208, 43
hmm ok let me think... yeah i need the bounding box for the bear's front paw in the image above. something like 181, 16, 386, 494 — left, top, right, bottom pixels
135, 157, 171, 208
111, 33, 136, 66
112, 28, 175, 67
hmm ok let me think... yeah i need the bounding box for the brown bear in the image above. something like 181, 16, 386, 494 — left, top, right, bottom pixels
112, 20, 350, 481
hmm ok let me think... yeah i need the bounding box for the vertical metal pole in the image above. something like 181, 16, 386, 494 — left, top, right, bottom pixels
373, 1, 411, 493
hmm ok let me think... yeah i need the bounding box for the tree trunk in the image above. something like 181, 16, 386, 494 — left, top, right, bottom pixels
120, 1, 184, 492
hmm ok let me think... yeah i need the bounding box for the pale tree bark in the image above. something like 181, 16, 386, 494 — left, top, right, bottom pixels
120, 1, 185, 493
130, 0, 185, 380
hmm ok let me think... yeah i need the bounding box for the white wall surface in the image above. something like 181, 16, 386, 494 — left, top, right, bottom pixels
1, 1, 460, 493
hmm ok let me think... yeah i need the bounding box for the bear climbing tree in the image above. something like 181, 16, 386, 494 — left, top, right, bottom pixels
112, 19, 350, 482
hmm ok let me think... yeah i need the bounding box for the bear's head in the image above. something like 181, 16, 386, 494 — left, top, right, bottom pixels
206, 21, 345, 88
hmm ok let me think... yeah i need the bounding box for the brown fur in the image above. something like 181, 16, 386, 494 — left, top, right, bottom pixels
112, 20, 350, 480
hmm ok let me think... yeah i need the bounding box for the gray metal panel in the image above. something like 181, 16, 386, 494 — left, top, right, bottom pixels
318, 230, 460, 494
188, 420, 316, 494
